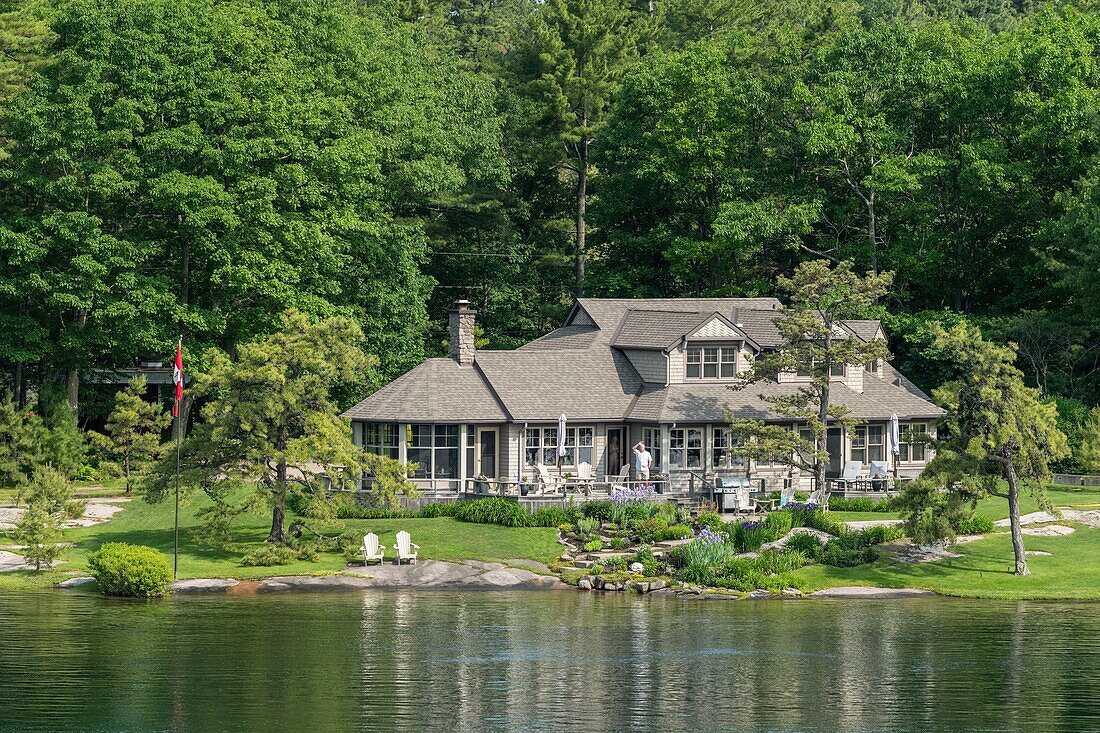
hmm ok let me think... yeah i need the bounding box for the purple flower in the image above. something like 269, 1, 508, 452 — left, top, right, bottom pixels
611, 485, 658, 506
740, 520, 765, 531
695, 527, 723, 546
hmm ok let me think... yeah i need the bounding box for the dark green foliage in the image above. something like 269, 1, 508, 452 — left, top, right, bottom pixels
733, 521, 772, 553
821, 542, 878, 568
531, 505, 583, 527
765, 509, 792, 538
694, 512, 725, 532
954, 514, 995, 535
419, 502, 461, 518
633, 545, 658, 576
87, 543, 173, 597
783, 532, 825, 561
665, 524, 693, 540
581, 500, 614, 521
784, 506, 845, 536
826, 497, 898, 512
453, 497, 533, 527
240, 543, 299, 567
632, 517, 669, 544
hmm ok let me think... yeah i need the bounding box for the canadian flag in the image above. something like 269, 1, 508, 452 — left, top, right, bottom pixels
172, 338, 184, 417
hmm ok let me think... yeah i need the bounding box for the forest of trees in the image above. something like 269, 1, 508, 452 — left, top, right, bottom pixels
2, 0, 1100, 466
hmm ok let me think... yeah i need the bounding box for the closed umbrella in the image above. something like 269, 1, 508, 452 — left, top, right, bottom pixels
889, 412, 900, 480
556, 413, 567, 475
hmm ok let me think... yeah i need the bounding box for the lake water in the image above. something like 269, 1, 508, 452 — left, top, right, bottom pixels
0, 590, 1097, 733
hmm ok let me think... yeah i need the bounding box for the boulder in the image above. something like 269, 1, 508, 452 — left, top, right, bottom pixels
577, 577, 593, 590
57, 576, 96, 589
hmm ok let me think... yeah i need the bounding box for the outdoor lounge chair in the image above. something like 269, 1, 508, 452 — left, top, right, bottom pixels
575, 461, 595, 494
807, 488, 829, 509
393, 530, 419, 565
779, 482, 796, 508
535, 464, 565, 494
362, 532, 385, 565
833, 461, 864, 491
608, 464, 630, 491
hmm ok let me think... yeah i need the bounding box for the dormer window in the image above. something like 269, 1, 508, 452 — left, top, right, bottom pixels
795, 359, 846, 378
686, 343, 737, 379
865, 360, 880, 375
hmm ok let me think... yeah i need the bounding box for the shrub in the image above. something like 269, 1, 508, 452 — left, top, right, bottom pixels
856, 524, 905, 545
755, 548, 809, 574
581, 499, 614, 521
420, 502, 460, 518
695, 512, 725, 532
576, 517, 600, 538
821, 541, 878, 567
611, 536, 630, 550
453, 498, 532, 527
532, 505, 582, 528
764, 510, 793, 539
633, 546, 658, 576
240, 543, 298, 567
663, 524, 693, 541
582, 539, 603, 552
633, 517, 670, 544
87, 543, 173, 597
954, 514, 995, 535
784, 532, 825, 560
784, 504, 845, 536
735, 520, 771, 553
611, 502, 652, 526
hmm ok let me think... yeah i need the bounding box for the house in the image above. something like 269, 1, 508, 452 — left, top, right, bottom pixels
342, 298, 943, 495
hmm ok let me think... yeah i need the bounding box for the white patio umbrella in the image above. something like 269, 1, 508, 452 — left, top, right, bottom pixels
556, 413, 567, 477
889, 412, 900, 479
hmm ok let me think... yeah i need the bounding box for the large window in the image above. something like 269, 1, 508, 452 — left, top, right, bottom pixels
795, 360, 847, 378
524, 426, 593, 466
669, 427, 703, 469
686, 343, 737, 379
899, 423, 928, 462
407, 424, 459, 479
641, 426, 661, 470
362, 423, 399, 459
851, 425, 885, 464
712, 427, 745, 470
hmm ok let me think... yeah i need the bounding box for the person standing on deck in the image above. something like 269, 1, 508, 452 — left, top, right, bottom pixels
633, 441, 652, 482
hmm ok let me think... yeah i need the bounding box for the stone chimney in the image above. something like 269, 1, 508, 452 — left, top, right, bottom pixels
449, 299, 477, 365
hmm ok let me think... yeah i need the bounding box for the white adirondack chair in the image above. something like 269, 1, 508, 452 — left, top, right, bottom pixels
362, 532, 385, 565
393, 530, 419, 565
608, 464, 630, 491
807, 488, 829, 509
535, 464, 563, 494
779, 483, 796, 508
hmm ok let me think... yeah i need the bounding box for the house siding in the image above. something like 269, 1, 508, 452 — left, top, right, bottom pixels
668, 344, 686, 384
692, 318, 739, 340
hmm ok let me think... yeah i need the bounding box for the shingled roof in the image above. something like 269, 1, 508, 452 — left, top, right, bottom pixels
342, 297, 940, 425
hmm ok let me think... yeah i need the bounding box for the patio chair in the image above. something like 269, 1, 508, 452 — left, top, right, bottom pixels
807, 488, 829, 509
393, 530, 420, 565
608, 464, 630, 492
362, 532, 385, 565
833, 461, 864, 491
778, 482, 796, 508
535, 464, 564, 494
575, 461, 595, 495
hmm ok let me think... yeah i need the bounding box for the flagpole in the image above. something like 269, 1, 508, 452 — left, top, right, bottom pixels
173, 335, 182, 582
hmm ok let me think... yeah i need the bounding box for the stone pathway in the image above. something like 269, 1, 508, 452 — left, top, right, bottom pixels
1022, 524, 1075, 536
0, 499, 129, 531
994, 509, 1100, 529
0, 550, 63, 572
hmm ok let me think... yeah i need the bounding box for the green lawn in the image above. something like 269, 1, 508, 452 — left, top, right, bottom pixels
829, 486, 1100, 525
0, 490, 562, 590
794, 525, 1100, 600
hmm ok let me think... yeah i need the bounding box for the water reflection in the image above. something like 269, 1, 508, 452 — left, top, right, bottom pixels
0, 591, 1096, 733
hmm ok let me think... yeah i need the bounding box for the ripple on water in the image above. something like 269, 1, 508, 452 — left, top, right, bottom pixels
0, 591, 1096, 733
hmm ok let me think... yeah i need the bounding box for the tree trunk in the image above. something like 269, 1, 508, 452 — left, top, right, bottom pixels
575, 145, 587, 296
267, 461, 287, 543
66, 368, 79, 414
124, 454, 131, 495
867, 190, 878, 274
13, 361, 22, 407
1005, 459, 1029, 576
816, 332, 833, 497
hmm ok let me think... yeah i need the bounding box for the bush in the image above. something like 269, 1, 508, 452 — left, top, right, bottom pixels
827, 497, 897, 512
821, 541, 878, 568
241, 543, 299, 566
764, 509, 793, 539
856, 524, 905, 545
582, 539, 603, 553
634, 545, 658, 576
784, 504, 845, 536
695, 512, 725, 532
453, 498, 532, 527
633, 517, 669, 544
954, 514, 995, 535
420, 502, 460, 518
663, 524, 693, 541
734, 520, 771, 552
532, 505, 582, 528
87, 543, 173, 597
611, 502, 652, 526
581, 499, 614, 521
576, 517, 600, 538
783, 532, 825, 560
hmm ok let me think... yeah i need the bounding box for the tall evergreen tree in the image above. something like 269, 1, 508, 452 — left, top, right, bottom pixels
90, 376, 171, 494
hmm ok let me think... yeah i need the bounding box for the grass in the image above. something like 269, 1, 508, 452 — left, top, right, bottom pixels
793, 526, 1100, 600
0, 489, 562, 590
829, 486, 1100, 525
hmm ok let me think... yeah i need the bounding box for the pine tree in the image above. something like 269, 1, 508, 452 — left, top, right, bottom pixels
39, 398, 85, 478
13, 466, 84, 570
91, 376, 171, 494
0, 391, 42, 485
1079, 406, 1100, 474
